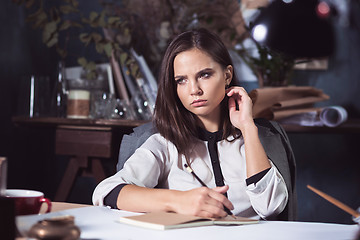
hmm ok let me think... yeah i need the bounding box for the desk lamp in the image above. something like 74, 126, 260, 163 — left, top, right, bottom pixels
249, 0, 335, 58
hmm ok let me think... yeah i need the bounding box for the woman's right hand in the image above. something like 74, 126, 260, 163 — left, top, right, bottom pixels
116, 184, 234, 218
172, 185, 234, 218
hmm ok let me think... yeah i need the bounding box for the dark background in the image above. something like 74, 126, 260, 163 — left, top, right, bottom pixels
1, 1, 359, 224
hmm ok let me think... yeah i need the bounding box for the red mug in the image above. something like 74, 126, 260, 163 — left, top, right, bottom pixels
5, 189, 52, 216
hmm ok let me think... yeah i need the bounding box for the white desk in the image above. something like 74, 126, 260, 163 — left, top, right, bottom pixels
17, 206, 359, 240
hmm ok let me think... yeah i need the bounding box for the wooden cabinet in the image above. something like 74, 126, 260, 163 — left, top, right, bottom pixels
12, 117, 146, 201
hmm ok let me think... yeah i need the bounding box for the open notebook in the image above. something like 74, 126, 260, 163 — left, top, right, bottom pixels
118, 211, 259, 230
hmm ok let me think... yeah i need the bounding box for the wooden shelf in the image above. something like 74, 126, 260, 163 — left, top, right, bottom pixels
12, 116, 148, 130
12, 116, 360, 134
281, 118, 360, 134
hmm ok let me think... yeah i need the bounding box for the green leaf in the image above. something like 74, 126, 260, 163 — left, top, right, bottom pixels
27, 8, 47, 28
87, 61, 97, 71
81, 17, 90, 24
88, 11, 100, 27
89, 11, 99, 22
60, 20, 82, 30
77, 57, 87, 67
113, 43, 121, 51
46, 32, 58, 47
59, 20, 72, 31
108, 16, 121, 25
99, 10, 106, 27
42, 21, 57, 43
116, 28, 131, 45
95, 42, 104, 54
79, 33, 91, 46
104, 43, 113, 57
91, 32, 102, 43
32, 11, 47, 28
130, 64, 139, 77
119, 52, 128, 65
60, 5, 78, 14
79, 33, 89, 41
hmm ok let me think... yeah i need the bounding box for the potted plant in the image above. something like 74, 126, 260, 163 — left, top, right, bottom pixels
237, 38, 296, 87
14, 0, 296, 90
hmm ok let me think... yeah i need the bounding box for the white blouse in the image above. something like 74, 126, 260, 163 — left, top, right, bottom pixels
92, 133, 288, 219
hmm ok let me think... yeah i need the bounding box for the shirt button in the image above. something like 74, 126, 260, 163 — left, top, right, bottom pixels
209, 136, 213, 140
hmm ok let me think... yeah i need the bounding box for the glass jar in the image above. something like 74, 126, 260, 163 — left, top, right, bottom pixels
66, 78, 90, 119
51, 61, 68, 117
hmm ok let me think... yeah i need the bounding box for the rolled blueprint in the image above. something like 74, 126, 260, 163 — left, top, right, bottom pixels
319, 106, 348, 127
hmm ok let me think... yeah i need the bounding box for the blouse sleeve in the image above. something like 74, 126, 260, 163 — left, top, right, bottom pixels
245, 161, 288, 219
92, 134, 168, 206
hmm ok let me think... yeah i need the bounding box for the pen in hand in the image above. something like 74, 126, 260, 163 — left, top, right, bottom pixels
184, 163, 236, 219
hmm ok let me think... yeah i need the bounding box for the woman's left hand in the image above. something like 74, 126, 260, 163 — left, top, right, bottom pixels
226, 87, 254, 131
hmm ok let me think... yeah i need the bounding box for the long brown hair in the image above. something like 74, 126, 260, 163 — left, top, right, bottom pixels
154, 28, 240, 155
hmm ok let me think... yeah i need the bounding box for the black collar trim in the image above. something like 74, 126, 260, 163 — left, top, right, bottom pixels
197, 127, 223, 142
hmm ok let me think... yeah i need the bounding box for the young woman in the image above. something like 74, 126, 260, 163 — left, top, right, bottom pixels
93, 28, 293, 220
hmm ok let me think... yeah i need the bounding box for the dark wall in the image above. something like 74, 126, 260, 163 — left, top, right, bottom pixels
290, 3, 360, 224
289, 132, 360, 224
0, 1, 59, 197
1, 1, 359, 224
0, 0, 103, 204
293, 22, 360, 116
